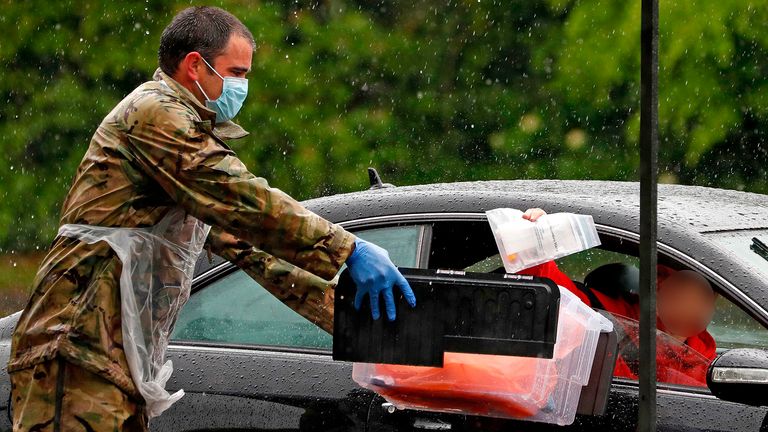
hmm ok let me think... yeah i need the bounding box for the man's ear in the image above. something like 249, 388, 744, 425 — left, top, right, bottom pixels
178, 51, 204, 82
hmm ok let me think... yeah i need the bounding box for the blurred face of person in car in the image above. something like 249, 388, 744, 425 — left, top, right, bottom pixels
656, 270, 717, 341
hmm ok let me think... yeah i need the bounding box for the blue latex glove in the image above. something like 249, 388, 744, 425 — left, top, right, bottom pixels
346, 238, 417, 320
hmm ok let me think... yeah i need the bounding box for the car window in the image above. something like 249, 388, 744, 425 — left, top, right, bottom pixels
171, 225, 426, 349
696, 230, 768, 350
708, 296, 768, 351
171, 269, 333, 348
428, 220, 499, 270
352, 225, 429, 268
555, 248, 639, 282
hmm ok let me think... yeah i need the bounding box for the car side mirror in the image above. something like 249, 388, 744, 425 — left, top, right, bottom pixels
707, 348, 768, 406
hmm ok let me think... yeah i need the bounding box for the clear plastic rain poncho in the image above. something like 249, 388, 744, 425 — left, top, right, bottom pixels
58, 207, 211, 417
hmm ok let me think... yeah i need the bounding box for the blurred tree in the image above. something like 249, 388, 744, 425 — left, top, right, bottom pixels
0, 0, 765, 252
541, 0, 768, 190
0, 0, 173, 250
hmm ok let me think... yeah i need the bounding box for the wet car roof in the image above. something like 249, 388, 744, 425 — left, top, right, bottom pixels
304, 180, 768, 234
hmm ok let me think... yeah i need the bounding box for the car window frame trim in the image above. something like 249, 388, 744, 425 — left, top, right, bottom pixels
167, 340, 337, 361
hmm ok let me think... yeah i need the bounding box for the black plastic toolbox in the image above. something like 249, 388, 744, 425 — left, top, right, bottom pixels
333, 268, 561, 367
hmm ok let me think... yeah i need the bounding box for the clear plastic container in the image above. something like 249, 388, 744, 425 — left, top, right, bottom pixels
486, 208, 601, 274
352, 287, 613, 426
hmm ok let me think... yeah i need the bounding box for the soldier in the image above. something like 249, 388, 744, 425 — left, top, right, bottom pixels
8, 6, 415, 431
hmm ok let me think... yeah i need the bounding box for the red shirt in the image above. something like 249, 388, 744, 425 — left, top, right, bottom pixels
517, 260, 581, 296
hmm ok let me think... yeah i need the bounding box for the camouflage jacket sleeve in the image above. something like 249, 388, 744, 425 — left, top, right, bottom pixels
123, 92, 354, 281
205, 226, 336, 333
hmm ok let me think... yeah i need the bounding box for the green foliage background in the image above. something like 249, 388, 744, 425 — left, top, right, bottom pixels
0, 0, 766, 253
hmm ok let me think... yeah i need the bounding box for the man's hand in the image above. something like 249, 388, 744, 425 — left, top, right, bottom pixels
522, 208, 547, 222
346, 238, 417, 320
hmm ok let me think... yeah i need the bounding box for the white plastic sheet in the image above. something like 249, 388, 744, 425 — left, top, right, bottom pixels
58, 207, 210, 417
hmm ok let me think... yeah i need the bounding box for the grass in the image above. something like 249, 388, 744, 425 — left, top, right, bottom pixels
0, 253, 44, 317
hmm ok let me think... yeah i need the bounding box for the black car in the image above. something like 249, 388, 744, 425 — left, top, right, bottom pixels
2, 179, 768, 431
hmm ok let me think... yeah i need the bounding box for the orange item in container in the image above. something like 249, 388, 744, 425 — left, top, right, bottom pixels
352, 287, 613, 426
365, 353, 555, 418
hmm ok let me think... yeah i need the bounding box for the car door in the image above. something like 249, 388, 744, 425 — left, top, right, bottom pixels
152, 224, 430, 432
361, 215, 768, 432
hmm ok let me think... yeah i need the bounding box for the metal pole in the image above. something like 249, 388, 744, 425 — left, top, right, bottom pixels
638, 0, 659, 429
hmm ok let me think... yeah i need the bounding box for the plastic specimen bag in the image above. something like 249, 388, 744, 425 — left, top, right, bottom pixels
486, 208, 601, 273
58, 207, 211, 417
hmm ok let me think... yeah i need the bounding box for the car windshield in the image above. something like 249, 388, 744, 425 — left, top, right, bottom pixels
705, 230, 768, 280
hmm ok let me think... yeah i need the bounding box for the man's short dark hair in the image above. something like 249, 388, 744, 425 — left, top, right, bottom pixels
158, 6, 255, 76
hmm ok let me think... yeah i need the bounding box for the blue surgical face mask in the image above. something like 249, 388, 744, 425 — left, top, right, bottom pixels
195, 56, 248, 124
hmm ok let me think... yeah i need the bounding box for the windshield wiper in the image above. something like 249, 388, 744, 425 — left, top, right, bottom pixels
751, 237, 768, 262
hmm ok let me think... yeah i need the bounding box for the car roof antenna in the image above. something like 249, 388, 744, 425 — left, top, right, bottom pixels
368, 167, 395, 190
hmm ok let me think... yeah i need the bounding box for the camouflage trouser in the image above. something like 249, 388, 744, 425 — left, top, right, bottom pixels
10, 357, 148, 432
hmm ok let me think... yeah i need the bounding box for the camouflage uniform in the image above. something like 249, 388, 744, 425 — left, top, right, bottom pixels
11, 358, 148, 431
8, 69, 355, 430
